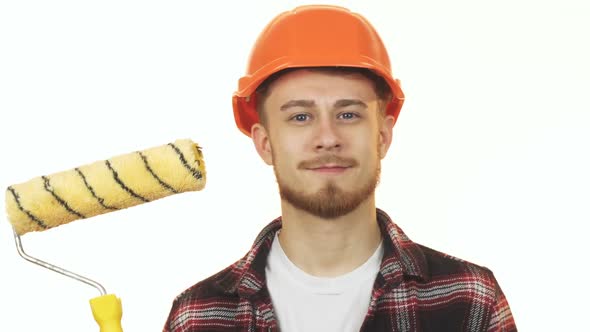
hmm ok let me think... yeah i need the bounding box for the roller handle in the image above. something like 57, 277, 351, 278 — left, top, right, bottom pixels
90, 294, 123, 332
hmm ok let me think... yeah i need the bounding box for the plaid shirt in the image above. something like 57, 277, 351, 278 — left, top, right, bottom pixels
164, 209, 516, 331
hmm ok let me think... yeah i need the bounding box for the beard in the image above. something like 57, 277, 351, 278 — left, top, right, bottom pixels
273, 153, 381, 219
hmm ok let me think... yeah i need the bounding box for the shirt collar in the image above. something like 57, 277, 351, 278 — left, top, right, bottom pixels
214, 208, 429, 298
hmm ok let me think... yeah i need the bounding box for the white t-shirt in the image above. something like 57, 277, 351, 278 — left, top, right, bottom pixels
265, 232, 384, 332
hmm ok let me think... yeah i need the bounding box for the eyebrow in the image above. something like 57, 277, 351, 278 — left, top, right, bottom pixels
280, 99, 315, 111
279, 99, 368, 111
333, 99, 368, 109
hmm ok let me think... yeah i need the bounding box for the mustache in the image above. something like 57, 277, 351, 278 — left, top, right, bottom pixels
298, 155, 359, 169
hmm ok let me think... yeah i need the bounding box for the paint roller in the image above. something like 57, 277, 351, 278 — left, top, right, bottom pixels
5, 139, 206, 332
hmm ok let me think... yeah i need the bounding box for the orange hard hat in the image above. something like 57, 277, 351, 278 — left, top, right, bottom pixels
232, 5, 405, 137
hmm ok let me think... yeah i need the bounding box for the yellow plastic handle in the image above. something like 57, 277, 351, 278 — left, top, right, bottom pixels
89, 294, 123, 332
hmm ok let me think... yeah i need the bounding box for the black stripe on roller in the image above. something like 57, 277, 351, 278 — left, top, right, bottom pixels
138, 151, 178, 194
7, 186, 49, 230
105, 159, 149, 203
74, 168, 118, 211
42, 176, 86, 219
195, 145, 203, 165
168, 143, 203, 180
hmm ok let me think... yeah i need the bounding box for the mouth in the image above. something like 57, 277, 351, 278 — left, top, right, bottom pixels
307, 164, 351, 174
299, 156, 359, 175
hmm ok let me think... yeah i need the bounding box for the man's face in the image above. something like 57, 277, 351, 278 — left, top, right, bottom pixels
251, 69, 395, 219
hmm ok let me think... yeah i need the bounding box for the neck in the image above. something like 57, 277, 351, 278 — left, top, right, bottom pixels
278, 195, 382, 277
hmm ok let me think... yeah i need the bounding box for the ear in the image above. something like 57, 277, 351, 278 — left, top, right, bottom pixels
251, 123, 273, 165
378, 115, 395, 159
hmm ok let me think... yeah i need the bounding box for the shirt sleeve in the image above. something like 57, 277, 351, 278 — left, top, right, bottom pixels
486, 281, 517, 332
162, 298, 183, 332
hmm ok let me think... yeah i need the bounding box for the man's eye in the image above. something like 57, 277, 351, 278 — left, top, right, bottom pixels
292, 114, 309, 122
339, 112, 358, 120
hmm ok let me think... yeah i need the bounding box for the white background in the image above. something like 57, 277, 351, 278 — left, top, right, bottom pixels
1, 0, 588, 331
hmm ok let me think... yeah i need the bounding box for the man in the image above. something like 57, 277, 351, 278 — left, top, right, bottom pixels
164, 5, 516, 332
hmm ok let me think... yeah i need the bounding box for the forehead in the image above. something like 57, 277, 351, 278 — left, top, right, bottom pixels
265, 69, 378, 102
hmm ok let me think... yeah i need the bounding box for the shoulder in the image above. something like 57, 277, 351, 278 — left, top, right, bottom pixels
416, 245, 508, 319
163, 219, 280, 331
387, 244, 517, 330
415, 245, 517, 330
416, 243, 502, 300
164, 261, 244, 331
177, 266, 238, 301
418, 244, 497, 282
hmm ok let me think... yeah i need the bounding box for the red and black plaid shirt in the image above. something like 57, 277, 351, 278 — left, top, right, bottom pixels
164, 209, 516, 331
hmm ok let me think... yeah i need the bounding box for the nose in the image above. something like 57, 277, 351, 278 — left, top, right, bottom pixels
313, 116, 341, 152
